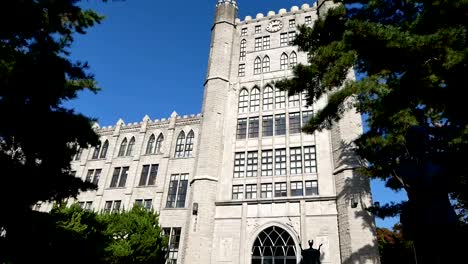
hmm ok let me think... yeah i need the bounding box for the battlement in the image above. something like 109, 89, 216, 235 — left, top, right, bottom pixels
93, 112, 202, 135
235, 2, 317, 24
216, 0, 237, 8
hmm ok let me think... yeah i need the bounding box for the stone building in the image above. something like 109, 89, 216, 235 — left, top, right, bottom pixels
43, 1, 380, 263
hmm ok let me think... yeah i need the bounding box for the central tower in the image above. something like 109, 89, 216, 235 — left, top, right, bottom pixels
181, 1, 238, 263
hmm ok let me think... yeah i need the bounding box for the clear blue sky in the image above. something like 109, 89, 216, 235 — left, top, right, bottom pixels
69, 0, 406, 228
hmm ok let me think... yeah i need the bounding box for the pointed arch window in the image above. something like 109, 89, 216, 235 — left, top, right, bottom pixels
262, 56, 270, 73
184, 130, 195, 157
239, 89, 249, 113
254, 57, 262, 75
100, 140, 109, 159
155, 133, 164, 153
252, 226, 297, 264
250, 87, 260, 112
289, 52, 297, 69
146, 134, 156, 154
280, 53, 288, 70
92, 144, 101, 159
126, 137, 135, 156
118, 138, 127, 157
175, 131, 185, 158
263, 86, 274, 110
240, 39, 247, 60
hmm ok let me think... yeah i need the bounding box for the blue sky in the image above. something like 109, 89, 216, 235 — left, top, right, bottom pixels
69, 0, 406, 228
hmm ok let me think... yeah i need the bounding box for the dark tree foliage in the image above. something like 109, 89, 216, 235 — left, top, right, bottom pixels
276, 0, 468, 263
0, 0, 104, 261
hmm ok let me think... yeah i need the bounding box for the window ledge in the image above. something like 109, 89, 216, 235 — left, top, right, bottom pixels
217, 195, 332, 206
106, 187, 126, 190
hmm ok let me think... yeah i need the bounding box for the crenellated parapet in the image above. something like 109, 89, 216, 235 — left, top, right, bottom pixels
235, 3, 316, 24
216, 0, 237, 8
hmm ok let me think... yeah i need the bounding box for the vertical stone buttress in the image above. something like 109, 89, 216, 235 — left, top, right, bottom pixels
181, 1, 237, 263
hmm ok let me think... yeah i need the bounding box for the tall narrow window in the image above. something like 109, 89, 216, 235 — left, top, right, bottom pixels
250, 88, 260, 112
248, 117, 259, 138
280, 33, 288, 47
241, 28, 248, 36
261, 150, 273, 176
275, 149, 287, 175
289, 19, 296, 28
139, 164, 158, 186
275, 182, 287, 197
166, 174, 188, 208
304, 146, 317, 173
280, 53, 288, 70
118, 138, 127, 157
263, 36, 270, 49
175, 131, 185, 158
302, 111, 313, 128
118, 167, 129, 187
234, 152, 246, 178
261, 183, 273, 198
155, 133, 164, 153
254, 57, 262, 75
100, 140, 109, 159
246, 151, 258, 177
74, 147, 83, 161
263, 86, 273, 110
164, 228, 182, 264
305, 16, 312, 25
290, 147, 303, 174
239, 89, 249, 113
126, 137, 135, 156
262, 56, 270, 73
289, 112, 301, 134
289, 94, 300, 108
255, 37, 262, 51
110, 167, 129, 188
146, 134, 155, 154
92, 144, 101, 159
246, 184, 257, 199
104, 201, 112, 213
240, 39, 247, 60
255, 25, 261, 34
275, 114, 286, 136
93, 169, 101, 185
305, 180, 319, 196
237, 119, 248, 139
291, 182, 303, 196
232, 185, 244, 200
184, 130, 195, 157
275, 89, 286, 109
239, 64, 245, 77
288, 31, 296, 44
85, 170, 94, 182
262, 116, 273, 137
289, 52, 297, 69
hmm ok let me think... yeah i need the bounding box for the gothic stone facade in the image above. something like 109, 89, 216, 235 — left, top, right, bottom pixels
48, 1, 380, 263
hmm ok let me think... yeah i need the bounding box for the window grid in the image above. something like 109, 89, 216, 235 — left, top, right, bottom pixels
174, 132, 185, 158
275, 89, 286, 109
246, 184, 257, 199
280, 53, 288, 70
234, 152, 246, 178
139, 164, 158, 186
236, 119, 247, 139
261, 183, 273, 198
126, 137, 135, 156
288, 31, 296, 44
305, 180, 319, 196
291, 182, 304, 196
262, 56, 270, 73
232, 185, 244, 200
246, 151, 258, 177
164, 227, 181, 264
275, 114, 286, 136
166, 174, 189, 208
250, 88, 260, 112
289, 94, 300, 108
109, 167, 129, 188
240, 39, 247, 60
184, 131, 195, 157
302, 111, 313, 128
262, 116, 273, 137
239, 64, 245, 77
248, 117, 259, 138
274, 182, 287, 197
263, 36, 270, 49
263, 86, 273, 110
275, 149, 287, 175
239, 89, 249, 113
241, 28, 247, 36
261, 150, 273, 176
289, 19, 296, 28
290, 147, 303, 174
254, 57, 262, 75
289, 112, 301, 134
280, 33, 288, 47
255, 25, 261, 34
304, 146, 317, 173
255, 37, 262, 51
155, 134, 164, 154
289, 52, 298, 69
305, 16, 312, 25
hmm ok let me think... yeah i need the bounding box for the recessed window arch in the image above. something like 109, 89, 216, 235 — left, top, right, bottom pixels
262, 56, 270, 73
263, 86, 274, 110
254, 57, 262, 75
92, 144, 101, 159
126, 137, 135, 156
175, 131, 186, 158
280, 53, 288, 70
250, 87, 261, 112
252, 226, 297, 264
240, 39, 247, 60
118, 138, 127, 157
100, 140, 109, 159
239, 88, 249, 113
289, 52, 297, 69
155, 133, 164, 153
184, 130, 195, 157
146, 134, 156, 154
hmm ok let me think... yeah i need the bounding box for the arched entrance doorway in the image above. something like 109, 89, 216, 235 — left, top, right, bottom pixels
251, 226, 297, 264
